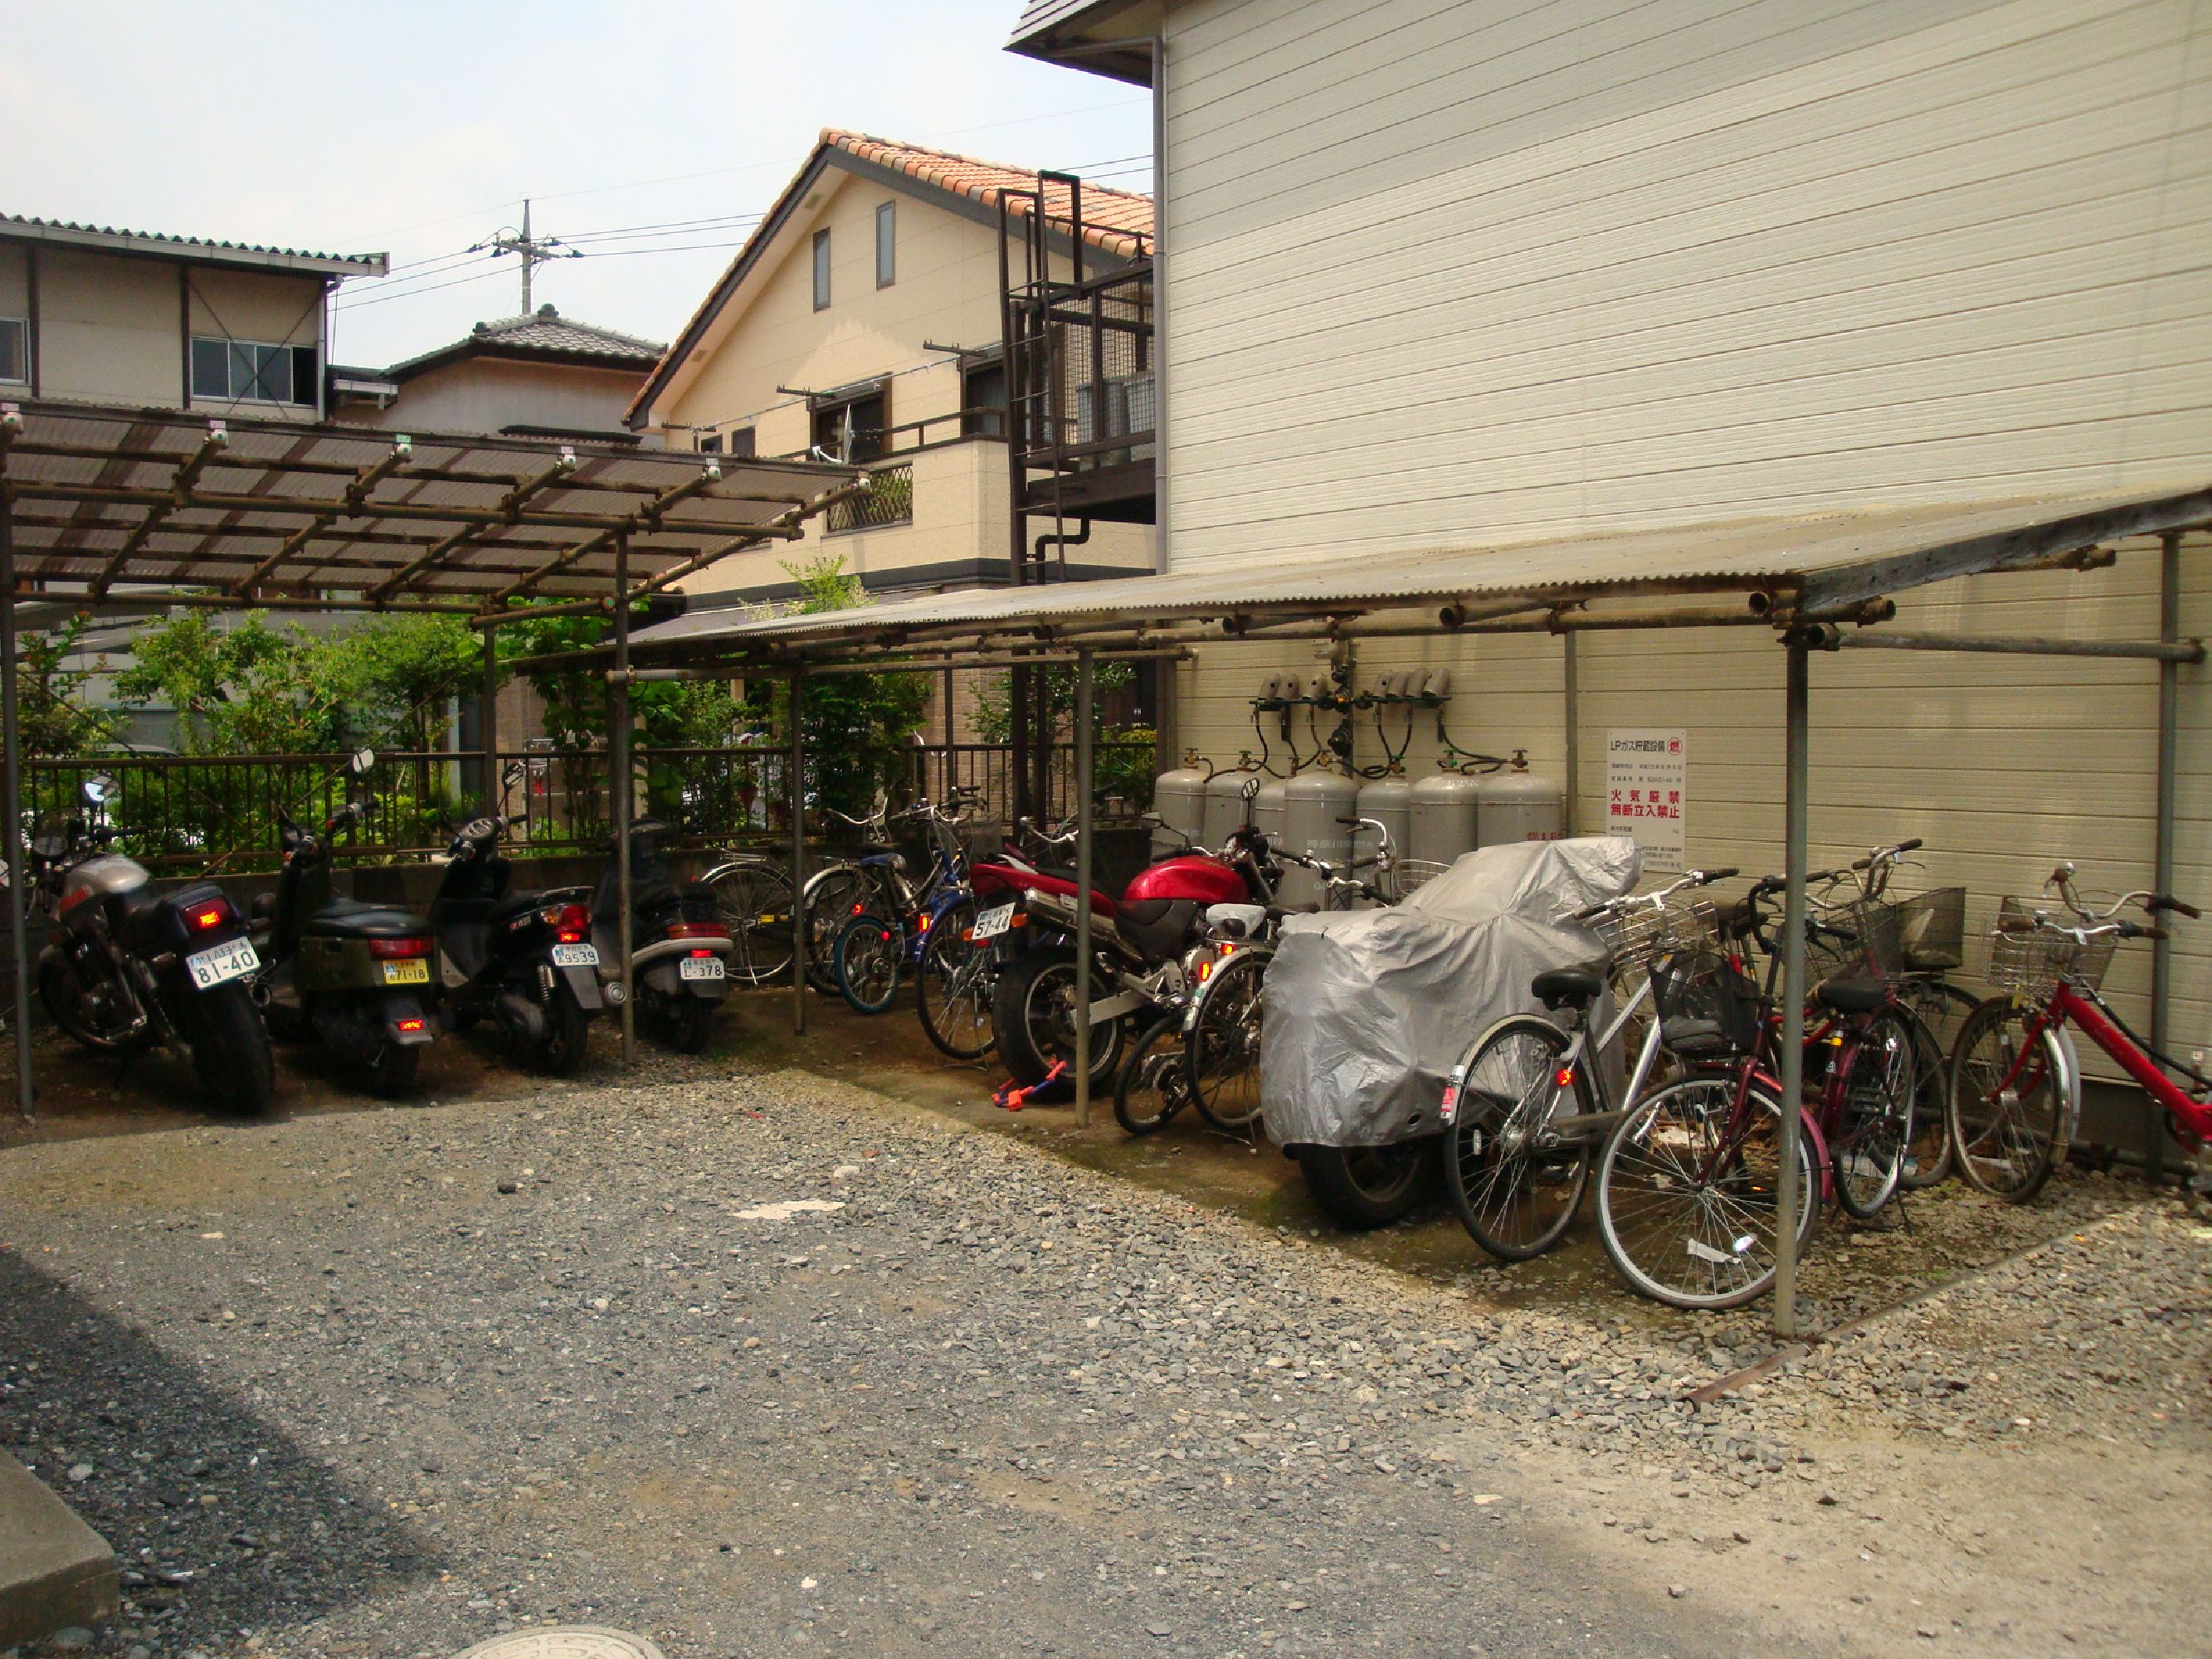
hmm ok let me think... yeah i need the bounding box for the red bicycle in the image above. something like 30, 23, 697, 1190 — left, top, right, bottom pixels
1946, 864, 2207, 1201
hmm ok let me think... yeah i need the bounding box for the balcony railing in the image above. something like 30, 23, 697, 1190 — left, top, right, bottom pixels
823, 461, 914, 533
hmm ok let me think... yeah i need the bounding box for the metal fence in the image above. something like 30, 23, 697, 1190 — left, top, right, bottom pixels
20, 739, 1155, 873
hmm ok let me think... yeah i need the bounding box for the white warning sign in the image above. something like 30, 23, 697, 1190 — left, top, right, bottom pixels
1606, 729, 1687, 873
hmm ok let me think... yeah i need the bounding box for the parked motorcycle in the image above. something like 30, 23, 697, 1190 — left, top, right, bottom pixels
587, 817, 734, 1053
979, 822, 1281, 1089
250, 751, 439, 1097
37, 775, 275, 1114
428, 812, 607, 1074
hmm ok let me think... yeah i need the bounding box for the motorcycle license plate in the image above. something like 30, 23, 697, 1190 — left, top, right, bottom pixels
185, 937, 260, 991
679, 956, 727, 982
971, 902, 1016, 941
552, 943, 600, 968
380, 959, 431, 985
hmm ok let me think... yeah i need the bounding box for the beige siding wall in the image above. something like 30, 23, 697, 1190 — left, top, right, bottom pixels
37, 248, 183, 406
1162, 0, 2212, 566
334, 357, 646, 438
1168, 531, 2210, 1079
1158, 0, 2212, 1082
651, 168, 1151, 599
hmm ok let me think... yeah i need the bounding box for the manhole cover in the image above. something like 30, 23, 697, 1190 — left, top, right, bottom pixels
452, 1630, 665, 1659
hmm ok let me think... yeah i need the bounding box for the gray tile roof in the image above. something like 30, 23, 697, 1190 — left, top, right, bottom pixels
387, 304, 666, 380
0, 212, 386, 275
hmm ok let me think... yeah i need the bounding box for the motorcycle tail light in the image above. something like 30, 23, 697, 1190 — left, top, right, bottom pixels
369, 937, 431, 959
395, 1017, 426, 1034
188, 901, 232, 932
668, 921, 729, 940
553, 902, 592, 944
688, 947, 717, 959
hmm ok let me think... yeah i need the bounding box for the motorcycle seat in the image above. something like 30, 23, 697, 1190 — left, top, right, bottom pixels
300, 898, 430, 940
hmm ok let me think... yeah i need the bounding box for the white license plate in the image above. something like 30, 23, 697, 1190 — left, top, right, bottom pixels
552, 943, 600, 968
972, 902, 1016, 941
678, 955, 726, 981
185, 937, 260, 991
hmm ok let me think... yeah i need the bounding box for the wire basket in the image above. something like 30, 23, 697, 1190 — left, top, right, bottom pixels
1649, 944, 1766, 1057
1824, 896, 1907, 980
1986, 895, 2117, 1000
1895, 886, 1966, 971
1592, 895, 1719, 971
1388, 859, 1453, 902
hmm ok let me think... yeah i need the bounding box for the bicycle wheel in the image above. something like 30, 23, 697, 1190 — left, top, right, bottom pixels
1185, 946, 1270, 1132
802, 866, 875, 995
915, 898, 996, 1060
1596, 1072, 1819, 1311
1893, 995, 1952, 1188
1946, 997, 2064, 1202
707, 859, 796, 987
1831, 1009, 1916, 1220
832, 913, 904, 1014
1443, 1014, 1591, 1261
1114, 1012, 1190, 1136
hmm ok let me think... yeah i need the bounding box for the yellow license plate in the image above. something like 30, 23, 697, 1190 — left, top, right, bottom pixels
381, 959, 431, 985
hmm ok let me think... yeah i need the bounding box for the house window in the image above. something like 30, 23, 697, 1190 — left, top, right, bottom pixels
724, 426, 757, 460
961, 360, 1006, 438
811, 229, 831, 311
875, 202, 895, 289
191, 337, 316, 405
811, 388, 887, 464
0, 318, 27, 384
699, 431, 723, 455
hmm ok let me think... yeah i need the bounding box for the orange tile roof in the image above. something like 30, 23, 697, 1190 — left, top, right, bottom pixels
822, 129, 1152, 257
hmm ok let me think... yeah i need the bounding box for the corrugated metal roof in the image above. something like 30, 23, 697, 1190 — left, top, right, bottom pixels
0, 399, 854, 602
632, 484, 2212, 659
0, 213, 386, 277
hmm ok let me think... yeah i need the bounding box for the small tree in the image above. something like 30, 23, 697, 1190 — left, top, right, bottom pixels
17, 615, 116, 759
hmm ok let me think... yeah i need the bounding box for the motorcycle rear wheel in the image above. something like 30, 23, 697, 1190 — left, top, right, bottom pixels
992, 946, 1123, 1089
193, 983, 275, 1117
40, 958, 148, 1056
534, 984, 591, 1077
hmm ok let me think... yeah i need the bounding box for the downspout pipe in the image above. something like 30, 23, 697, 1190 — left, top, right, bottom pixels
1034, 516, 1092, 573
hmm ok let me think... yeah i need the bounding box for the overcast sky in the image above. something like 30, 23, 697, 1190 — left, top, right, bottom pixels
0, 1, 1150, 368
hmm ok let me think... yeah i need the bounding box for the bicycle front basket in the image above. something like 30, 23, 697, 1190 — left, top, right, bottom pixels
1985, 895, 2117, 1000
1830, 897, 1907, 980
1649, 945, 1765, 1057
1594, 895, 1719, 971
1894, 886, 1966, 972
1386, 859, 1453, 902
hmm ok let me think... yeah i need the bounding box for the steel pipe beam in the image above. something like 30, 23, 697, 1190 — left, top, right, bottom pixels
1835, 629, 2204, 663
1074, 647, 1095, 1128
1775, 634, 1812, 1340
2, 485, 30, 1118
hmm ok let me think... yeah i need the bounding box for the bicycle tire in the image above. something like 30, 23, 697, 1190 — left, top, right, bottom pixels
1185, 946, 1271, 1132
833, 914, 904, 1014
1830, 1008, 1915, 1220
915, 898, 996, 1060
1946, 996, 2065, 1202
1113, 1012, 1189, 1136
1596, 1072, 1819, 1310
801, 866, 874, 995
705, 859, 797, 987
1443, 1014, 1591, 1261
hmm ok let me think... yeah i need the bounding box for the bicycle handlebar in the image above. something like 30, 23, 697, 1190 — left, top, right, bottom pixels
2147, 893, 2202, 920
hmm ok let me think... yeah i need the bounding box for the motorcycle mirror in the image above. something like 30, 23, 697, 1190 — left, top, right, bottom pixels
502, 760, 526, 786
349, 748, 376, 776
81, 773, 119, 807
1240, 776, 1259, 801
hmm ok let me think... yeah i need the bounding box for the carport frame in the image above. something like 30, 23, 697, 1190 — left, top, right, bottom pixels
0, 399, 864, 1124
596, 486, 2210, 1336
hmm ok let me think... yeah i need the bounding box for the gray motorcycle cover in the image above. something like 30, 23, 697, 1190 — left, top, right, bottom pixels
1259, 835, 1642, 1149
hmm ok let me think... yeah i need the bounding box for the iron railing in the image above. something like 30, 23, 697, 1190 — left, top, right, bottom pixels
18, 739, 1154, 873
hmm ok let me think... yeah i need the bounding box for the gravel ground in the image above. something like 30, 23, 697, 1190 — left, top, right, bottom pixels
0, 1055, 2202, 1659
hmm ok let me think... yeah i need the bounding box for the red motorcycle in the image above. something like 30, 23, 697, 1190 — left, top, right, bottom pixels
974, 825, 1279, 1088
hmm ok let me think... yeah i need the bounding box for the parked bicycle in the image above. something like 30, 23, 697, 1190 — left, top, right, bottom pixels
1946, 864, 2205, 1201
830, 791, 999, 1056
1439, 866, 1736, 1261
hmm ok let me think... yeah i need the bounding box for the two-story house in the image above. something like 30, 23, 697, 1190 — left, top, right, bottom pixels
0, 212, 384, 417
626, 129, 1157, 606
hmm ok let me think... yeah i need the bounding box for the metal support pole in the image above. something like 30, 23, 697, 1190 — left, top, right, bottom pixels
480, 621, 500, 814
1774, 634, 1811, 1340
2, 494, 31, 1119
611, 538, 636, 1066
1562, 631, 1580, 835
2150, 530, 2181, 1180
1074, 648, 1096, 1127
789, 669, 807, 1037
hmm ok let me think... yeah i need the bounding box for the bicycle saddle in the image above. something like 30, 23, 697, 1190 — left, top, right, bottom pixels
1815, 978, 1888, 1014
1532, 968, 1604, 1010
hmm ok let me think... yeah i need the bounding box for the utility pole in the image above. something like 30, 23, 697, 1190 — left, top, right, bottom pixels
478, 199, 577, 314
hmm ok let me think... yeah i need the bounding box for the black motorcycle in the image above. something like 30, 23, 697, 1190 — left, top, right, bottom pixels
250, 752, 441, 1097
37, 775, 275, 1115
588, 818, 734, 1053
428, 813, 606, 1074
